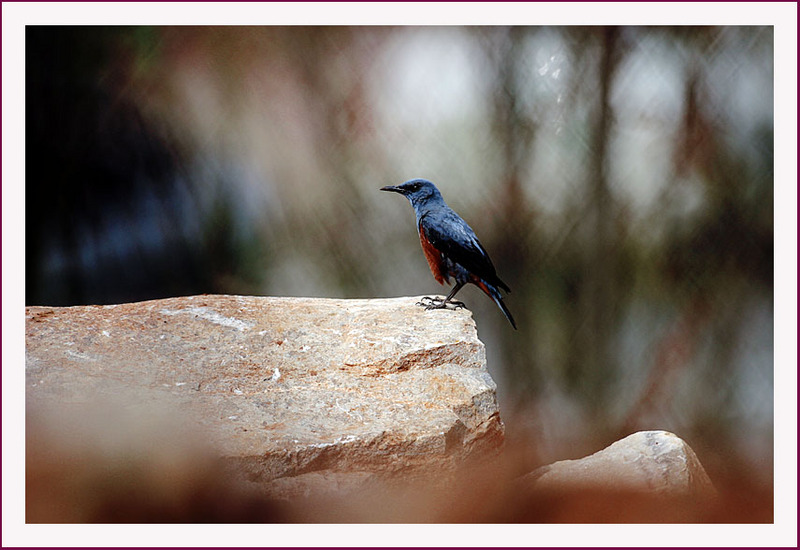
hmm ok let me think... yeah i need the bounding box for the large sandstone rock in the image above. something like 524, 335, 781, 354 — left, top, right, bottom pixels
26, 295, 729, 523
25, 295, 503, 500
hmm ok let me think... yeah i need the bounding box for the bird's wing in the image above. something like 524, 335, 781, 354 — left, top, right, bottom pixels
420, 210, 509, 292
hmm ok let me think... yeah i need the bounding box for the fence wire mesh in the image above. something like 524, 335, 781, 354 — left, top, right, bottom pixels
26, 25, 774, 510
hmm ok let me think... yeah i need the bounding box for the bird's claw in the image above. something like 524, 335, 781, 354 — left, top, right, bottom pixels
416, 296, 443, 308
416, 296, 466, 310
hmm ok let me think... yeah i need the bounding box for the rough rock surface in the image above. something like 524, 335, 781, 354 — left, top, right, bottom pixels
25, 295, 503, 498
524, 430, 716, 500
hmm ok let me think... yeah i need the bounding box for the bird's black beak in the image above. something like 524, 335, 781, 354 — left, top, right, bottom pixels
380, 185, 403, 194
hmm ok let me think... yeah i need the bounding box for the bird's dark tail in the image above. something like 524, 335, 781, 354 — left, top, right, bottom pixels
471, 276, 517, 330
494, 295, 517, 330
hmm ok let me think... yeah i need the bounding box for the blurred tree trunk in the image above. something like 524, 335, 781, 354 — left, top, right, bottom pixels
480, 27, 540, 396
581, 27, 621, 413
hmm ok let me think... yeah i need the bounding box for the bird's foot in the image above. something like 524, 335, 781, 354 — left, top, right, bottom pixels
416, 296, 466, 310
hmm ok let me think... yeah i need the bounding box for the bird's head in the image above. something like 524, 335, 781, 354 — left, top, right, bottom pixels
380, 178, 443, 209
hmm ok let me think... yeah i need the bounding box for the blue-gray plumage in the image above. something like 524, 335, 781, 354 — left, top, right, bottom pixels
380, 178, 516, 329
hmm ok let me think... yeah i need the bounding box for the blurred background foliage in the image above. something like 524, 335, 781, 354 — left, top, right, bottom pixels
26, 26, 773, 489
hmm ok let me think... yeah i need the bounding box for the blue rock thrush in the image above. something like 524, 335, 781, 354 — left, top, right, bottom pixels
381, 178, 516, 329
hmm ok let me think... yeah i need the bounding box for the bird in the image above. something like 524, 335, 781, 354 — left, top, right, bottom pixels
380, 178, 516, 329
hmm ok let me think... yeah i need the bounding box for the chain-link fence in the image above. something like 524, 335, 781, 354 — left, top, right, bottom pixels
26, 25, 774, 509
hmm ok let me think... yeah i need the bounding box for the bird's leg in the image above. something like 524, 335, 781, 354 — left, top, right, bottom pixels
418, 282, 466, 310
442, 281, 467, 308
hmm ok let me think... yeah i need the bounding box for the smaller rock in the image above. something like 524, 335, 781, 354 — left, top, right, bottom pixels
524, 430, 716, 500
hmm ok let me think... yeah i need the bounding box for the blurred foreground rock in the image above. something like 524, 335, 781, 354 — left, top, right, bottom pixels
26, 294, 503, 514
524, 430, 715, 498
517, 430, 718, 522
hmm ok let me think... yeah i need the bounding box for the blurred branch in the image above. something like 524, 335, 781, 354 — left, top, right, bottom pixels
619, 297, 710, 435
